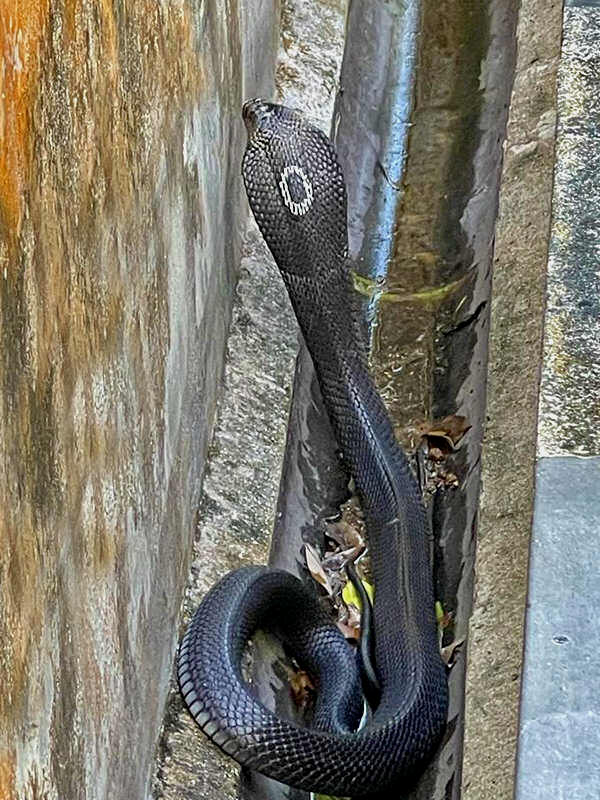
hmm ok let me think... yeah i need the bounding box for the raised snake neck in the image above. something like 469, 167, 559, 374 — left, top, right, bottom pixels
177, 99, 448, 796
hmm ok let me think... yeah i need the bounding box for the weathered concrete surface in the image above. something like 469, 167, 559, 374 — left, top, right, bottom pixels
461, 1, 563, 797
0, 2, 279, 798
537, 4, 600, 459
151, 228, 297, 800
152, 1, 346, 798
516, 9, 600, 796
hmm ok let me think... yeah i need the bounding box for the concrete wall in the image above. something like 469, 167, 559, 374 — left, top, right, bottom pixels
461, 0, 563, 796
0, 2, 279, 797
153, 1, 348, 796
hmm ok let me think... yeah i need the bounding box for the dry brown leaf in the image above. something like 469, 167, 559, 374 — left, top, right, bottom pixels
336, 619, 360, 640
441, 636, 465, 666
326, 519, 364, 550
428, 446, 445, 462
337, 602, 362, 640
439, 471, 460, 489
322, 547, 362, 573
438, 608, 454, 630
419, 414, 471, 452
304, 543, 333, 595
290, 669, 315, 708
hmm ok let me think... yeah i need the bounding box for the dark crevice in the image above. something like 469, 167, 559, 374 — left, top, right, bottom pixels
442, 300, 488, 337
240, 1, 520, 798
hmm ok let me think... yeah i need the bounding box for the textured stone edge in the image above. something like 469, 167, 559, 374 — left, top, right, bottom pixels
537, 6, 600, 458
515, 7, 600, 798
461, 1, 564, 797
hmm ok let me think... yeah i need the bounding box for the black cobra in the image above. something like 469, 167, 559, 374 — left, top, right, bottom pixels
177, 100, 448, 796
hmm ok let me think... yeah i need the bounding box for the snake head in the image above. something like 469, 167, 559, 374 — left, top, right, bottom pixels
241, 99, 348, 279
242, 99, 304, 144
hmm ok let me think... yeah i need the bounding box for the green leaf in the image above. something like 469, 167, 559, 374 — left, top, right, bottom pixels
342, 578, 374, 610
435, 600, 444, 625
315, 795, 350, 800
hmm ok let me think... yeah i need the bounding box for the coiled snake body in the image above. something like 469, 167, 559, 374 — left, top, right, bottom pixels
177, 100, 448, 795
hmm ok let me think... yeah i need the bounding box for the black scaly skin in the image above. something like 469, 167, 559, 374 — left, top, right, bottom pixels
177, 100, 448, 796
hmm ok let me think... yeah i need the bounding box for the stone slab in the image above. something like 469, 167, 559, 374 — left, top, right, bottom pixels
515, 457, 600, 800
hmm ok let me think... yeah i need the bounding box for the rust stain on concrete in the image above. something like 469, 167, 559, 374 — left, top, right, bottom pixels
1, 0, 203, 708
0, 751, 17, 800
0, 1, 226, 797
0, 0, 50, 240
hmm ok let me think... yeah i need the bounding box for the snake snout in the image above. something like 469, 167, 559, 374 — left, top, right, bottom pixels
242, 98, 276, 132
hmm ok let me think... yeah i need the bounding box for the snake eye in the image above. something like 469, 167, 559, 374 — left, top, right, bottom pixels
243, 99, 275, 125
257, 102, 274, 116
243, 99, 281, 143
